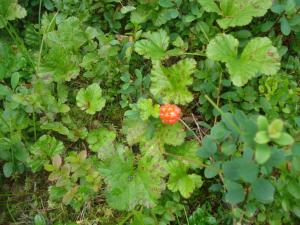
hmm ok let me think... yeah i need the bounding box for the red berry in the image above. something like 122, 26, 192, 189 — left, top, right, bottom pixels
159, 104, 181, 125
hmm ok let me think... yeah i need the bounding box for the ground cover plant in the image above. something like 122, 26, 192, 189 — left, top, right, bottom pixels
0, 0, 300, 224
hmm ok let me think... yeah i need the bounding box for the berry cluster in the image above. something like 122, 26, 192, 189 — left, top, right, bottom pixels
160, 104, 181, 125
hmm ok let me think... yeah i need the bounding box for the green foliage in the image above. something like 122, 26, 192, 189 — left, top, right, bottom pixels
100, 147, 168, 211
207, 34, 280, 86
28, 135, 64, 172
198, 0, 272, 29
167, 161, 203, 198
137, 98, 160, 121
86, 127, 116, 158
1, 0, 300, 224
0, 0, 27, 28
76, 83, 106, 115
151, 58, 196, 104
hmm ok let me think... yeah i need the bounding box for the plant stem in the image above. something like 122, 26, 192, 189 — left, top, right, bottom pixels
118, 211, 134, 225
205, 95, 242, 134
180, 119, 202, 143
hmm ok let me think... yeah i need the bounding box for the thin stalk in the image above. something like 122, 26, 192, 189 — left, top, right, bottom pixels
118, 211, 134, 225
180, 119, 202, 143
38, 0, 42, 28
6, 200, 17, 223
33, 108, 37, 141
214, 72, 223, 124
184, 52, 206, 57
183, 206, 190, 225
205, 95, 242, 135
37, 11, 59, 73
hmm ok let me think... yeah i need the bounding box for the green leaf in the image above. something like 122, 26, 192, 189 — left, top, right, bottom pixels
287, 181, 300, 199
268, 119, 283, 139
87, 128, 116, 159
199, 0, 272, 29
255, 144, 271, 164
120, 6, 136, 14
207, 34, 238, 62
101, 151, 167, 210
207, 34, 280, 86
280, 16, 291, 36
223, 158, 259, 183
167, 141, 202, 168
135, 30, 170, 60
41, 122, 70, 136
39, 46, 80, 82
273, 133, 294, 146
204, 162, 221, 178
197, 0, 221, 14
159, 0, 175, 8
251, 178, 274, 203
0, 0, 27, 28
198, 137, 217, 158
254, 131, 270, 144
137, 99, 160, 121
3, 162, 13, 177
76, 83, 106, 115
28, 135, 64, 172
224, 180, 245, 205
45, 17, 88, 51
34, 214, 46, 225
167, 161, 203, 198
257, 116, 269, 130
221, 142, 236, 156
122, 116, 148, 145
154, 9, 179, 26
157, 123, 186, 146
11, 72, 19, 89
151, 58, 196, 104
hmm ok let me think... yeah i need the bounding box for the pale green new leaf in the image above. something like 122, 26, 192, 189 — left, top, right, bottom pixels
135, 30, 170, 60
167, 161, 203, 198
87, 128, 116, 159
101, 150, 167, 211
157, 123, 186, 146
198, 0, 272, 29
122, 114, 185, 147
76, 83, 106, 115
137, 98, 160, 121
207, 34, 280, 86
122, 116, 148, 145
151, 58, 196, 104
0, 0, 27, 28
